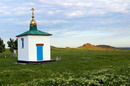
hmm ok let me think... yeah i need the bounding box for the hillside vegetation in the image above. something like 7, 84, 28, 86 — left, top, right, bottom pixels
78, 43, 116, 50
0, 48, 130, 85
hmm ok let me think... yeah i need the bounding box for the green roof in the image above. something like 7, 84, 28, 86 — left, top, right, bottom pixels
16, 25, 52, 37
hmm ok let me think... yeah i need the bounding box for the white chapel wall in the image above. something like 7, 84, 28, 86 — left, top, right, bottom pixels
28, 35, 51, 61
18, 36, 29, 61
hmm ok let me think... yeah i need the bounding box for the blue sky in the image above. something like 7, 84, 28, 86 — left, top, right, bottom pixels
0, 0, 130, 47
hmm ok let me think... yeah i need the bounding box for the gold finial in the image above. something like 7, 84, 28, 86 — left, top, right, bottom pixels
31, 8, 35, 18
30, 8, 37, 26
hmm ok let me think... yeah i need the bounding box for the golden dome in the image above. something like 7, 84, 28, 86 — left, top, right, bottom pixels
30, 19, 37, 26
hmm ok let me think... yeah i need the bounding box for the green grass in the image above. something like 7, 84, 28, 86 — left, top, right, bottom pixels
0, 48, 130, 86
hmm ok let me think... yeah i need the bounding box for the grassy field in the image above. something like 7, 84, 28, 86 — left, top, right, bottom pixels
0, 48, 130, 86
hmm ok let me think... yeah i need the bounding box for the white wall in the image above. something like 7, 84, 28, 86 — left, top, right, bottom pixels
18, 36, 29, 61
28, 35, 51, 61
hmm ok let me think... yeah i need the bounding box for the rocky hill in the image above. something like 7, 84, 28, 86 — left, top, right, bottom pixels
78, 43, 116, 50
96, 45, 115, 48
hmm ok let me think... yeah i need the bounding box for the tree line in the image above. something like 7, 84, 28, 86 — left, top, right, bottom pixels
0, 38, 17, 53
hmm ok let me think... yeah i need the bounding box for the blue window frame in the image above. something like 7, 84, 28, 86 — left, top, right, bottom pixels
21, 38, 24, 48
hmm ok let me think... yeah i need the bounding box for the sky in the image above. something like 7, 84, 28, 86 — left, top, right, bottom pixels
0, 0, 130, 48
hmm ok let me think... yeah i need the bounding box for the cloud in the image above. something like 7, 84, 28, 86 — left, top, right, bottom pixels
2, 18, 69, 25
0, 1, 36, 16
38, 20, 69, 24
39, 0, 130, 17
65, 11, 85, 17
49, 28, 113, 38
1, 0, 129, 17
39, 0, 93, 7
47, 10, 63, 15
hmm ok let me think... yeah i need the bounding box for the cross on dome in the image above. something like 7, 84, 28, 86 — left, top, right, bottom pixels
31, 8, 35, 18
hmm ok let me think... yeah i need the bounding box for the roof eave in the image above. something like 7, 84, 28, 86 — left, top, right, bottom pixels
16, 34, 52, 37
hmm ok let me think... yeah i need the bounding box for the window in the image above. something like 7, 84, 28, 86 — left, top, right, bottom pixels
21, 38, 24, 48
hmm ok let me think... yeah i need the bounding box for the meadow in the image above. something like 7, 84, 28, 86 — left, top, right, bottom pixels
0, 48, 130, 86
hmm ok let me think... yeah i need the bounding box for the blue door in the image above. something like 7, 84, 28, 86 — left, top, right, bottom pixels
37, 45, 43, 61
